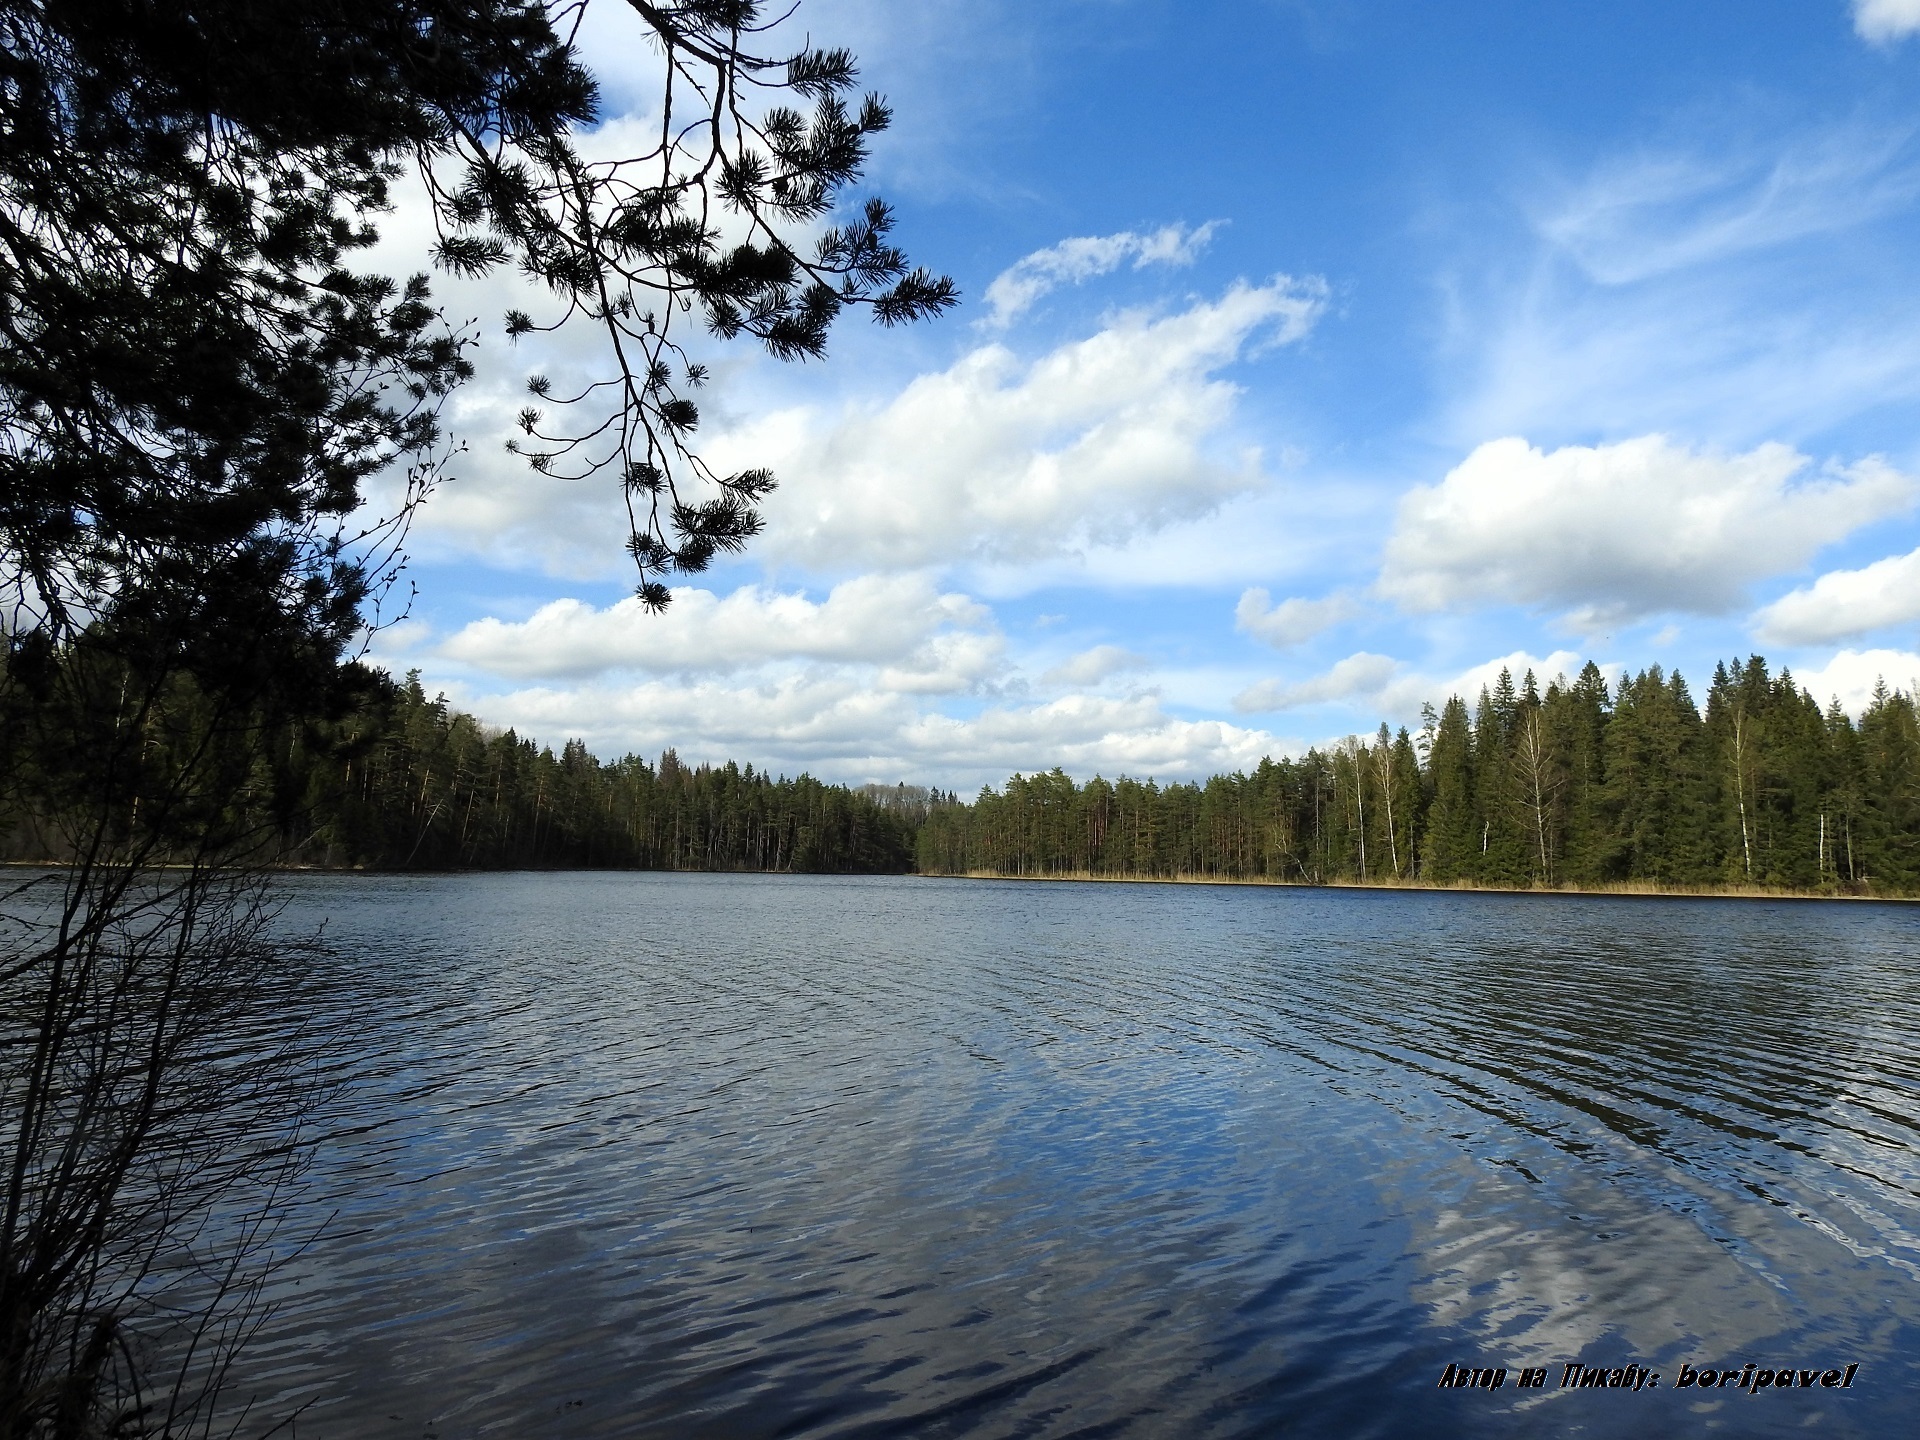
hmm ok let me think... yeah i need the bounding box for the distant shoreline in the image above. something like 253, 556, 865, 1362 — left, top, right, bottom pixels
914, 869, 1920, 904
8, 859, 1914, 903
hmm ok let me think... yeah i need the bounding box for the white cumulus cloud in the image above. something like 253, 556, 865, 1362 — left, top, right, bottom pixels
1792, 648, 1920, 714
1854, 0, 1920, 42
709, 278, 1327, 573
1234, 648, 1593, 721
982, 222, 1221, 327
1415, 650, 1594, 715
1379, 435, 1917, 629
876, 630, 1011, 696
1754, 545, 1920, 645
440, 675, 1290, 788
438, 574, 991, 680
1235, 588, 1361, 648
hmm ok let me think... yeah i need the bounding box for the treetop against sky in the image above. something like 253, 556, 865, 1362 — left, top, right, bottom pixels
369, 0, 1920, 789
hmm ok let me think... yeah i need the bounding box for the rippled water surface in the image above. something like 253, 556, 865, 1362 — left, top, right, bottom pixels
235, 873, 1920, 1438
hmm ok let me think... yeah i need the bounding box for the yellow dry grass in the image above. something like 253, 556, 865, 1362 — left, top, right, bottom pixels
915, 870, 1914, 903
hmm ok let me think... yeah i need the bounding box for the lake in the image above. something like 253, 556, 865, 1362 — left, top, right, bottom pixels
229, 872, 1920, 1437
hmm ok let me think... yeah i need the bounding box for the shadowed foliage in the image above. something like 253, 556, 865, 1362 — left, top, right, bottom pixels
2, 3, 948, 1432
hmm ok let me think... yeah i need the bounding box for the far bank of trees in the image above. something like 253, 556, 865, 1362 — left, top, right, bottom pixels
5, 668, 926, 875
917, 658, 1920, 895
300, 671, 926, 872
12, 653, 1917, 895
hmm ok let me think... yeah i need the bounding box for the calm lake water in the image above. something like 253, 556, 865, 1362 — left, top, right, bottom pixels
231, 872, 1920, 1438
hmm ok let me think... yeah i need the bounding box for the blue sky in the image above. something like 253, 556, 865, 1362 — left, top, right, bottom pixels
366, 0, 1920, 788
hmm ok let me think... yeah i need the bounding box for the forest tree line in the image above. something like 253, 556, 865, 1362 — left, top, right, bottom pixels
917, 657, 1920, 895
3, 666, 930, 874
301, 671, 934, 872
11, 654, 1920, 893
300, 672, 950, 872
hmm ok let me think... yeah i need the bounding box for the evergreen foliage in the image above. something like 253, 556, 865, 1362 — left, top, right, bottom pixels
1, 1, 955, 645
0, 5, 949, 1429
298, 670, 922, 871
10, 650, 1916, 893
3, 666, 921, 873
919, 659, 1920, 896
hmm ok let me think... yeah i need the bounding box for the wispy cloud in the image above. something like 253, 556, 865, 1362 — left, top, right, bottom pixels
1041, 644, 1149, 688
1538, 125, 1920, 286
1441, 119, 1920, 451
1234, 652, 1398, 712
1235, 588, 1361, 648
981, 222, 1222, 328
1853, 0, 1920, 44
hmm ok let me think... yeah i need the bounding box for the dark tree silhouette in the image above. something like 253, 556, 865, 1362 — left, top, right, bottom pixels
1, 3, 951, 1432
2, 0, 955, 652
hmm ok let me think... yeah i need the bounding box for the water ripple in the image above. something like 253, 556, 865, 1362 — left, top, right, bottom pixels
203, 874, 1920, 1438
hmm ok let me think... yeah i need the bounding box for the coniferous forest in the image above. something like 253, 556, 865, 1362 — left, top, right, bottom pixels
299, 671, 934, 872
9, 654, 1919, 893
4, 667, 929, 874
918, 658, 1920, 896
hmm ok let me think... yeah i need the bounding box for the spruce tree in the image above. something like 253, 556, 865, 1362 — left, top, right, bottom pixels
1420, 696, 1477, 881
1556, 663, 1611, 885
1859, 682, 1920, 886
1471, 678, 1529, 883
